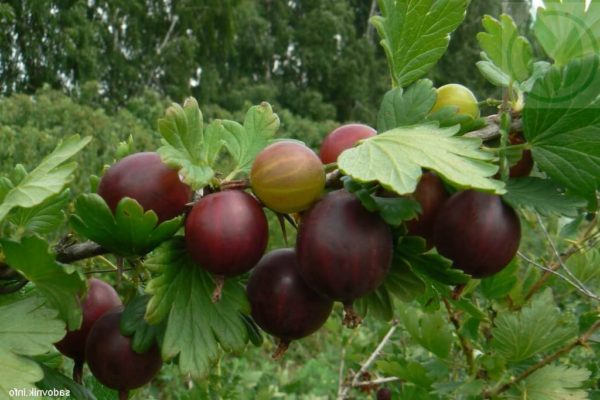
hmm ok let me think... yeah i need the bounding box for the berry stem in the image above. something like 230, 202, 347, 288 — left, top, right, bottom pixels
119, 390, 129, 400
220, 179, 250, 191
272, 339, 291, 360
211, 275, 225, 303
342, 302, 362, 329
72, 359, 84, 384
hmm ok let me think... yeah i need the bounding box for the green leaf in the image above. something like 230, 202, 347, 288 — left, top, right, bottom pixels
520, 61, 552, 93
377, 359, 434, 388
518, 365, 591, 400
375, 197, 421, 226
523, 55, 600, 202
534, 0, 600, 66
491, 289, 577, 362
355, 284, 394, 321
504, 177, 587, 217
480, 260, 518, 300
384, 260, 427, 302
0, 135, 90, 223
221, 102, 280, 178
36, 363, 96, 400
561, 249, 600, 290
0, 296, 66, 398
342, 178, 421, 226
477, 14, 533, 83
8, 190, 70, 235
398, 305, 453, 358
157, 97, 219, 190
120, 295, 163, 354
0, 178, 12, 204
371, 0, 468, 88
241, 314, 263, 347
1, 236, 85, 330
70, 194, 182, 257
338, 124, 504, 197
397, 237, 471, 286
144, 237, 250, 379
377, 80, 437, 131
476, 53, 511, 88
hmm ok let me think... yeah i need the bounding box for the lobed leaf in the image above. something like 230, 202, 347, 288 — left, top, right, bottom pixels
144, 237, 250, 379
503, 177, 587, 217
157, 97, 222, 190
523, 55, 600, 204
398, 305, 453, 358
0, 135, 90, 222
518, 364, 590, 400
8, 190, 70, 235
1, 236, 85, 330
477, 14, 533, 83
377, 80, 437, 131
0, 296, 66, 399
491, 289, 577, 362
221, 102, 280, 178
534, 0, 600, 67
339, 124, 504, 197
70, 194, 182, 257
371, 0, 468, 88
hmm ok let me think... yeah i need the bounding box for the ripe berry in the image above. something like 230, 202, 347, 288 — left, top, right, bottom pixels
377, 387, 392, 400
509, 133, 534, 178
431, 84, 480, 119
246, 248, 333, 358
405, 172, 449, 248
296, 190, 393, 327
250, 141, 325, 214
185, 190, 268, 301
433, 190, 521, 278
319, 124, 377, 164
98, 152, 192, 222
86, 309, 162, 400
55, 278, 121, 383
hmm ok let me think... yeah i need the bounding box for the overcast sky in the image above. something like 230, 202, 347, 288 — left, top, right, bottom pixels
531, 0, 592, 11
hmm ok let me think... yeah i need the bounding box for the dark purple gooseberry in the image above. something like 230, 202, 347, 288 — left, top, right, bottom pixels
377, 387, 393, 400
433, 190, 521, 278
185, 190, 269, 301
98, 152, 192, 223
246, 248, 333, 358
296, 190, 393, 328
85, 309, 162, 400
405, 172, 449, 248
55, 278, 122, 383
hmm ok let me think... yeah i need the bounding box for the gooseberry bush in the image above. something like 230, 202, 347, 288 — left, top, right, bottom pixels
0, 0, 599, 399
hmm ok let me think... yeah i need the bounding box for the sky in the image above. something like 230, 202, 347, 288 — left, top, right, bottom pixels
532, 0, 592, 11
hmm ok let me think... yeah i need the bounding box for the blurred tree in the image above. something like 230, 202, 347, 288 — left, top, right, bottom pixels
0, 0, 531, 128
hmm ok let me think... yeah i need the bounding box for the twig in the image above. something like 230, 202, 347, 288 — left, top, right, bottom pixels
326, 170, 343, 189
220, 179, 250, 191
518, 252, 600, 302
524, 216, 598, 301
353, 377, 400, 387
365, 0, 378, 41
443, 298, 475, 375
84, 267, 134, 275
535, 213, 598, 299
338, 320, 398, 399
157, 16, 179, 55
485, 320, 600, 398
55, 241, 107, 263
465, 114, 522, 141
337, 347, 346, 399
